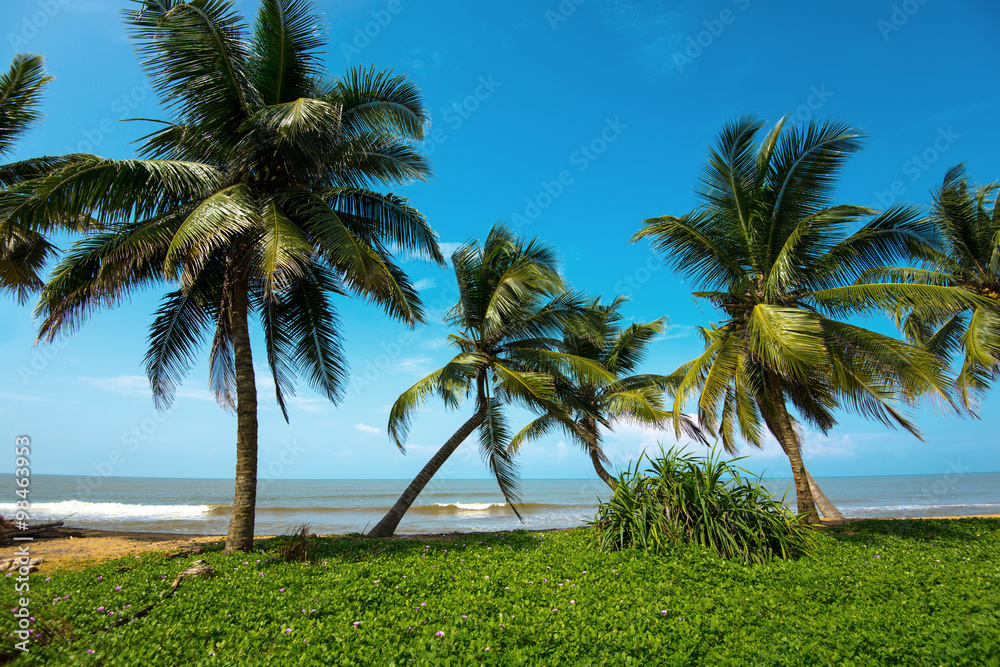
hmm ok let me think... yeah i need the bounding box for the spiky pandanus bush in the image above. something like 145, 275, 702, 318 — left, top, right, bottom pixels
589, 447, 815, 564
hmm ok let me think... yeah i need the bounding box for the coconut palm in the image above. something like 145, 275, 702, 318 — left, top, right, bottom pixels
632, 115, 974, 522
367, 224, 611, 538
507, 296, 704, 490
26, 0, 442, 553
870, 165, 1000, 407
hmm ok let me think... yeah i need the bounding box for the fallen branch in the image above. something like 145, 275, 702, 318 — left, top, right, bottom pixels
0, 521, 64, 539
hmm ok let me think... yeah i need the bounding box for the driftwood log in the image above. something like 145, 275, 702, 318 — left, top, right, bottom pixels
0, 521, 64, 542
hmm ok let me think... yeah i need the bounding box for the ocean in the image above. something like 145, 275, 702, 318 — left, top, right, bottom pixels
1, 472, 997, 536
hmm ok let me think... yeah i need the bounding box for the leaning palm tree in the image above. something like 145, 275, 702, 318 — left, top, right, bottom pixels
870, 165, 1000, 407
0, 53, 80, 303
508, 296, 704, 490
25, 0, 442, 553
633, 115, 975, 522
367, 225, 610, 538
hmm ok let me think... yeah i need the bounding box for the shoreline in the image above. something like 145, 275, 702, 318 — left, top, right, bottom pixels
2, 514, 998, 571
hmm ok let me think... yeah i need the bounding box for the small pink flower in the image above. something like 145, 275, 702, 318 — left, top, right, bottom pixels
353, 622, 360, 627
115, 586, 121, 591
279, 588, 285, 592
285, 628, 293, 633
97, 607, 104, 611
435, 631, 444, 637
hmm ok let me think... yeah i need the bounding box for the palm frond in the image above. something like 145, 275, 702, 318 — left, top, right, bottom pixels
250, 0, 324, 105
0, 53, 52, 157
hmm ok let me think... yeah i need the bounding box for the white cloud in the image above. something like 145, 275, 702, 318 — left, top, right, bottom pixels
80, 375, 150, 397
556, 440, 569, 460
287, 397, 331, 412
599, 421, 698, 468
413, 277, 437, 291
420, 337, 450, 350
395, 357, 433, 375
437, 241, 464, 265
80, 375, 215, 403
658, 323, 699, 341
354, 423, 381, 435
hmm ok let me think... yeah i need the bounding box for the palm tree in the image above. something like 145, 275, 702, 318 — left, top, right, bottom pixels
0, 53, 74, 303
632, 115, 972, 522
870, 165, 1000, 407
367, 224, 610, 538
507, 296, 704, 490
26, 0, 443, 553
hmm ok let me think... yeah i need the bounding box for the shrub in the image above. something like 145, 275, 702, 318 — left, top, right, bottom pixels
588, 446, 815, 563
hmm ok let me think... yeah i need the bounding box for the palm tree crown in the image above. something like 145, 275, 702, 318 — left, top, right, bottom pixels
874, 165, 1000, 406
23, 0, 443, 552
508, 296, 703, 489
633, 115, 960, 521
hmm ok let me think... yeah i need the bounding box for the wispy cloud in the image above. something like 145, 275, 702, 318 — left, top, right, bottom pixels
80, 375, 149, 397
354, 423, 381, 435
0, 391, 53, 403
395, 358, 433, 375
287, 397, 331, 412
413, 277, 437, 291
80, 375, 216, 402
420, 337, 451, 350
657, 323, 699, 341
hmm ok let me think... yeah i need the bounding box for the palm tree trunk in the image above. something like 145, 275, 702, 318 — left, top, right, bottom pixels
764, 372, 819, 523
804, 467, 845, 520
583, 417, 616, 490
367, 406, 486, 538
224, 273, 258, 554
589, 447, 617, 490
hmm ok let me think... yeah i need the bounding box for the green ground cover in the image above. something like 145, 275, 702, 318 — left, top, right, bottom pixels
5, 519, 999, 665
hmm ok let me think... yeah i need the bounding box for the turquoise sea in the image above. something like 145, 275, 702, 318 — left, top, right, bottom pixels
1, 472, 997, 536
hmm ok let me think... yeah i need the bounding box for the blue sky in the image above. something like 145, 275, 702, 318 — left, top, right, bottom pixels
2, 0, 998, 485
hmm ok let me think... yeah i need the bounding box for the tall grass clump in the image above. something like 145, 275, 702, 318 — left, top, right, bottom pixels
589, 447, 816, 564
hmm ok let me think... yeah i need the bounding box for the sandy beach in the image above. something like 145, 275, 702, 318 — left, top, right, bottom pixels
2, 515, 997, 571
